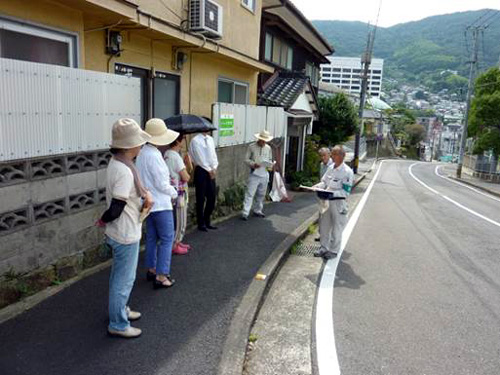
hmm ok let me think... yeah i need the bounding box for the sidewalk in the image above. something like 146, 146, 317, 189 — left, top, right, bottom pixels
441, 164, 500, 197
0, 193, 318, 375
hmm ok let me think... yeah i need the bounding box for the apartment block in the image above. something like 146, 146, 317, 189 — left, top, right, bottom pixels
320, 56, 384, 97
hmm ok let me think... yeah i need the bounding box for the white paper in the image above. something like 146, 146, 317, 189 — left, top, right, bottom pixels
299, 185, 334, 194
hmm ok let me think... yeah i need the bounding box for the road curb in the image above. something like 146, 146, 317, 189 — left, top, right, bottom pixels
449, 176, 500, 199
0, 258, 113, 324
217, 210, 319, 375
217, 172, 370, 375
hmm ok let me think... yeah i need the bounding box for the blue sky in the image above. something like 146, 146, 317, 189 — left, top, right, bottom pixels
293, 0, 500, 27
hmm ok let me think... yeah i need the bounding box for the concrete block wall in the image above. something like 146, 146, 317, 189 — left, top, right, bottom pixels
0, 143, 253, 279
215, 143, 251, 192
0, 151, 109, 276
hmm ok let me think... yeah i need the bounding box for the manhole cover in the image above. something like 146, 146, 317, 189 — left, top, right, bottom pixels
292, 242, 320, 257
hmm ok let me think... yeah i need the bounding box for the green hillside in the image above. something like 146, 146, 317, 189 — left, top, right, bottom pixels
313, 10, 500, 93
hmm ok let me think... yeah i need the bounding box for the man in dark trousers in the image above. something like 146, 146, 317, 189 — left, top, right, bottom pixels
189, 131, 218, 231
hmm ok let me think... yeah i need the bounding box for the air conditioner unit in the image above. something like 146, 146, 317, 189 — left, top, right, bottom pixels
189, 0, 223, 39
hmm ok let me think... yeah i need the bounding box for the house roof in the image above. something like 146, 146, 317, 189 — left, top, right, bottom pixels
262, 0, 334, 59
259, 71, 319, 119
259, 72, 308, 108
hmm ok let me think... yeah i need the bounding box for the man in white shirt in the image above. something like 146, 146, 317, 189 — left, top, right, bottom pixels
241, 130, 274, 220
313, 145, 354, 260
189, 131, 219, 231
319, 147, 333, 178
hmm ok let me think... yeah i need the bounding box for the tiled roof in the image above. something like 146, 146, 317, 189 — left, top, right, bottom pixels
259, 72, 308, 109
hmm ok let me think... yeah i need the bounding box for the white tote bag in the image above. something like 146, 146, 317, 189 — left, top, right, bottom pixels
270, 172, 289, 202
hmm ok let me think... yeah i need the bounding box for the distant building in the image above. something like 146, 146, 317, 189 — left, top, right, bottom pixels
320, 56, 384, 98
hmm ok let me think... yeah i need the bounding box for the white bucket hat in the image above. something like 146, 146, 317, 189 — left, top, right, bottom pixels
110, 118, 151, 149
144, 118, 180, 146
254, 129, 273, 142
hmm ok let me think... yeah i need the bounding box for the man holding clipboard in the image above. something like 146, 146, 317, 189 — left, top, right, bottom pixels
303, 145, 354, 260
241, 130, 275, 221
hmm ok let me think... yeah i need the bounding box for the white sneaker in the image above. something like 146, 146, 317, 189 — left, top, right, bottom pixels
126, 306, 141, 321
108, 326, 142, 338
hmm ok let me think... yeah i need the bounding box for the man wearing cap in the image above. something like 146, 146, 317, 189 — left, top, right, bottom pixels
189, 130, 219, 232
136, 118, 179, 289
313, 145, 354, 260
96, 118, 152, 338
241, 130, 274, 221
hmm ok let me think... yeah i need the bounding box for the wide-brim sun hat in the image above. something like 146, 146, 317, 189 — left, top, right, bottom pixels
254, 129, 273, 142
110, 118, 151, 149
145, 118, 180, 146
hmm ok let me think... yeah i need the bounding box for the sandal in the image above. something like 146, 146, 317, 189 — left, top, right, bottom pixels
153, 276, 176, 289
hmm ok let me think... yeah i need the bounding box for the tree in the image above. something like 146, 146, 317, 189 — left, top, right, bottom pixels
404, 123, 426, 146
469, 67, 500, 156
385, 104, 416, 140
314, 93, 358, 146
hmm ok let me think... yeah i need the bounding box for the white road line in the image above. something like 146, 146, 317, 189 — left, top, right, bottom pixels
316, 160, 385, 375
434, 165, 500, 203
409, 163, 500, 229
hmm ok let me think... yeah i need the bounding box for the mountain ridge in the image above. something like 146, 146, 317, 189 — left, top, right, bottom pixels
312, 9, 500, 92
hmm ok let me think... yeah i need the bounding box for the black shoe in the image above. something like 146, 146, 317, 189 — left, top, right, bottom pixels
198, 226, 208, 232
322, 251, 338, 260
241, 215, 248, 221
313, 250, 326, 258
314, 237, 320, 242
206, 225, 218, 230
153, 276, 176, 289
253, 212, 265, 218
146, 271, 156, 281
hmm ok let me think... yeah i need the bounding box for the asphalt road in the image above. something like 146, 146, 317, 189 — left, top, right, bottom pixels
0, 193, 317, 375
334, 160, 500, 375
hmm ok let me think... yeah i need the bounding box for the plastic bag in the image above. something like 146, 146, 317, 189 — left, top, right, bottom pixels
270, 172, 290, 202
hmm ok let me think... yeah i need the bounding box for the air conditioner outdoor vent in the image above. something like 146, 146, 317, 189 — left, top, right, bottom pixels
189, 0, 223, 39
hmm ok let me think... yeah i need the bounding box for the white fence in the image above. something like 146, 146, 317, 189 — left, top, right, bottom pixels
212, 103, 285, 147
0, 58, 141, 162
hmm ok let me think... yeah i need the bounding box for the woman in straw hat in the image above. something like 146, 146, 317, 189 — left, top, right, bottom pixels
136, 118, 179, 289
241, 129, 274, 220
96, 118, 152, 338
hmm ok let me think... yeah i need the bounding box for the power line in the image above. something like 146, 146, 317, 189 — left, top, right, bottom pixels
470, 9, 492, 27
479, 9, 500, 28
483, 11, 500, 28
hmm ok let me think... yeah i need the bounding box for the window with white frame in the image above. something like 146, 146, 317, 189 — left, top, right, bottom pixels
242, 0, 255, 12
0, 17, 77, 67
218, 79, 249, 105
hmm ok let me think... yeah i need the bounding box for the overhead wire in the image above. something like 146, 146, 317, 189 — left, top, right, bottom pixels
478, 9, 500, 28
470, 9, 492, 27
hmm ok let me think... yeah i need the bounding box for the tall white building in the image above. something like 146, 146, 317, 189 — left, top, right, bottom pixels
320, 56, 384, 97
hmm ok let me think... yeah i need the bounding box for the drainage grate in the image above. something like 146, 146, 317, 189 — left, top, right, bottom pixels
292, 242, 321, 257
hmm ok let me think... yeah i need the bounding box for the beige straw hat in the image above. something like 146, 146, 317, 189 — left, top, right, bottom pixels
110, 118, 151, 149
144, 118, 180, 146
254, 129, 273, 142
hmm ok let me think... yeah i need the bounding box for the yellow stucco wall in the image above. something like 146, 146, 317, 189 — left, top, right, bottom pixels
136, 0, 261, 60
0, 0, 259, 118
188, 52, 258, 117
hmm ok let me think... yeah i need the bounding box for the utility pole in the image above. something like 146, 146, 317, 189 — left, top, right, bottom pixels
457, 26, 482, 178
353, 29, 374, 173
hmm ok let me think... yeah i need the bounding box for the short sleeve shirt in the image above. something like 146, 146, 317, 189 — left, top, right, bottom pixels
165, 149, 186, 191
104, 158, 142, 244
